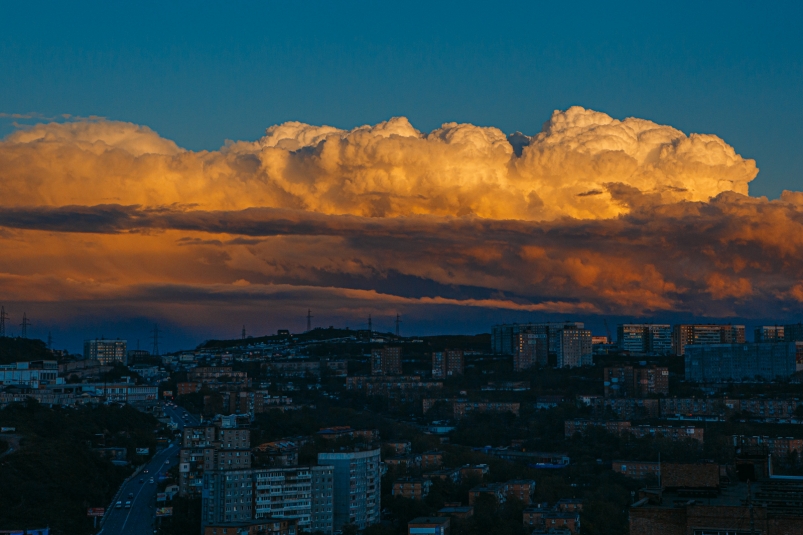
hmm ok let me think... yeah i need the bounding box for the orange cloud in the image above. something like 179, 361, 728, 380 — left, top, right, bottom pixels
1, 109, 799, 338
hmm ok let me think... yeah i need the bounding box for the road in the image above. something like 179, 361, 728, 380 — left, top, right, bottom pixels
98, 403, 200, 535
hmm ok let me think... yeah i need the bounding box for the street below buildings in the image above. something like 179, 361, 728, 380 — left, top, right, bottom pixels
97, 403, 199, 535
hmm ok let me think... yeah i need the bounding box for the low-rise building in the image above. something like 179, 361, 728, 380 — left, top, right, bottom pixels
407, 517, 450, 535
611, 461, 660, 480
392, 477, 432, 500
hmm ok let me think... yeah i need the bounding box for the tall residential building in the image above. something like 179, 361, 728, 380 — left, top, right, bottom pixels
253, 466, 334, 533
498, 322, 588, 369
755, 325, 784, 342
785, 323, 803, 342
685, 342, 798, 382
318, 448, 381, 531
200, 427, 255, 528
371, 347, 402, 375
83, 339, 127, 365
492, 322, 584, 355
202, 469, 254, 525
617, 325, 671, 355
432, 350, 464, 378
672, 324, 746, 356
555, 327, 593, 368
311, 466, 335, 535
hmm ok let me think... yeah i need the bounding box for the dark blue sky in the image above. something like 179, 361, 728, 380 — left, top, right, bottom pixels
1, 1, 801, 199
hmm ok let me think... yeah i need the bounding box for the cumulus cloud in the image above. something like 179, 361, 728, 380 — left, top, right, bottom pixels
2, 107, 797, 340
0, 107, 756, 219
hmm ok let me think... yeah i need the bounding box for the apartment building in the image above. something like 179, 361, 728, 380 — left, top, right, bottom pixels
672, 324, 745, 356
253, 466, 334, 533
318, 448, 381, 531
371, 347, 402, 375
611, 461, 660, 479
685, 342, 798, 382
617, 324, 672, 355
83, 339, 127, 365
392, 477, 432, 500
432, 350, 464, 378
755, 325, 784, 342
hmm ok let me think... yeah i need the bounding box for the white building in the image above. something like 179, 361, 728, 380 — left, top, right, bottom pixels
0, 361, 61, 388
253, 465, 334, 533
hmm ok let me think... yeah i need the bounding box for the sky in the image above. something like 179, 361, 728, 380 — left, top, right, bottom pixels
0, 1, 802, 352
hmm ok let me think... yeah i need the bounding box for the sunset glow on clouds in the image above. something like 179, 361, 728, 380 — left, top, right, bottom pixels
1, 107, 800, 342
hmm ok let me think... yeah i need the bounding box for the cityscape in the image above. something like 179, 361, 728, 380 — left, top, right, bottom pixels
2, 2, 803, 535
2, 317, 803, 534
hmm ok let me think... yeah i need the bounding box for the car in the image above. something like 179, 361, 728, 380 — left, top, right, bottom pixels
128, 492, 134, 498
149, 477, 154, 483
125, 501, 132, 508
165, 460, 170, 464
115, 501, 122, 509
139, 478, 144, 483
144, 469, 149, 473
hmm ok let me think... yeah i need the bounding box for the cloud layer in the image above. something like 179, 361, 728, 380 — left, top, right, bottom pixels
0, 107, 798, 343
0, 106, 756, 220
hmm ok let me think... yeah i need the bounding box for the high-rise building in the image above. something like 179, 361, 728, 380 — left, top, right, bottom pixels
497, 322, 588, 369
785, 323, 803, 342
83, 339, 127, 365
318, 448, 381, 531
311, 466, 335, 534
685, 342, 798, 382
253, 466, 334, 533
755, 325, 784, 343
492, 322, 584, 355
432, 350, 464, 378
672, 324, 746, 356
555, 327, 593, 368
202, 468, 254, 525
617, 325, 671, 355
371, 347, 402, 376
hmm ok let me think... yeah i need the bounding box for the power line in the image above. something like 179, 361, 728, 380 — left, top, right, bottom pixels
151, 324, 161, 356
20, 313, 30, 338
0, 306, 7, 337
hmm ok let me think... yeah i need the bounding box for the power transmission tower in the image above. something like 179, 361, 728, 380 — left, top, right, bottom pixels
47, 332, 53, 349
242, 325, 246, 340
368, 314, 372, 334
151, 324, 161, 356
395, 313, 401, 337
20, 313, 30, 338
0, 306, 7, 337
306, 309, 313, 332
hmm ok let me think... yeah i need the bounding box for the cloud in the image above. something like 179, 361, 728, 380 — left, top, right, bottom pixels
1, 107, 797, 343
0, 107, 756, 219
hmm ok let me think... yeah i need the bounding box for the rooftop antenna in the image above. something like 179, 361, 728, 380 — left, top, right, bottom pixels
0, 306, 7, 337
242, 325, 246, 340
395, 313, 401, 337
151, 324, 161, 356
368, 314, 372, 334
20, 313, 30, 338
306, 309, 313, 332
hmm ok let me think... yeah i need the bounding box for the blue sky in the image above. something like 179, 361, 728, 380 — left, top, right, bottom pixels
1, 1, 801, 198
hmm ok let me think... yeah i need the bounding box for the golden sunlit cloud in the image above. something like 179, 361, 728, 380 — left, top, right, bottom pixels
0, 107, 797, 334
